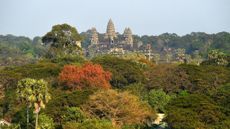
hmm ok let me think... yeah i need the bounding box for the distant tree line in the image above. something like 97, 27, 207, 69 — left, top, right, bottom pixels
81, 31, 230, 56
1, 30, 230, 66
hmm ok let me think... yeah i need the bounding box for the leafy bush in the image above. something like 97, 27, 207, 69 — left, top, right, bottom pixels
44, 89, 93, 124
12, 107, 34, 129
62, 107, 86, 123
37, 113, 55, 129
148, 89, 171, 113
123, 83, 148, 101
211, 83, 230, 116
63, 119, 115, 129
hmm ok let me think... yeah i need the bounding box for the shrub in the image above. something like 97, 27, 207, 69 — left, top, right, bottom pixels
148, 89, 171, 113
62, 107, 86, 123
123, 83, 148, 101
63, 119, 115, 129
37, 113, 55, 129
44, 89, 93, 124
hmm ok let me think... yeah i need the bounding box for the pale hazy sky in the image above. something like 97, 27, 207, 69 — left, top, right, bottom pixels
0, 0, 230, 38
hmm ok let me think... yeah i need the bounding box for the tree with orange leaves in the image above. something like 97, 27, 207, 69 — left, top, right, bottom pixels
59, 63, 111, 90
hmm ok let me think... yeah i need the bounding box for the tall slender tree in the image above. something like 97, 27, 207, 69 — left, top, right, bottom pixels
32, 79, 51, 129
17, 78, 51, 129
17, 78, 36, 129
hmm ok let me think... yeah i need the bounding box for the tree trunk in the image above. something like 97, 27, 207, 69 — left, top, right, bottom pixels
35, 112, 39, 129
27, 104, 29, 129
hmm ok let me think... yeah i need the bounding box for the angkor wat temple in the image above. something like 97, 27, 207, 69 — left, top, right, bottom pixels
86, 19, 152, 58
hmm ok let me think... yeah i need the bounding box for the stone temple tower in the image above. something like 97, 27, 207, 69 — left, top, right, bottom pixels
105, 19, 117, 44
90, 27, 99, 44
123, 27, 133, 47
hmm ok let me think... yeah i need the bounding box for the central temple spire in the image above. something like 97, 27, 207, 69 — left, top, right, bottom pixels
105, 19, 117, 44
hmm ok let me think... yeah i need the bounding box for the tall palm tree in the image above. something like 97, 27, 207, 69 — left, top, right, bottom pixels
17, 78, 51, 129
17, 78, 36, 129
32, 79, 51, 129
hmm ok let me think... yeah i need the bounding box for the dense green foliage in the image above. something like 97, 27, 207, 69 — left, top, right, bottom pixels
0, 35, 46, 66
42, 24, 82, 48
1, 53, 230, 129
1, 30, 230, 129
148, 89, 171, 113
63, 119, 115, 129
211, 83, 230, 114
62, 107, 86, 123
11, 107, 34, 129
44, 89, 93, 125
92, 56, 147, 88
147, 64, 230, 94
42, 24, 82, 58
0, 61, 61, 88
81, 32, 230, 55
165, 94, 230, 129
37, 113, 55, 129
1, 31, 230, 65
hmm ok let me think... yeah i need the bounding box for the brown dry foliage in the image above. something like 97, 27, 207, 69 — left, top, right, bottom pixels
82, 89, 156, 127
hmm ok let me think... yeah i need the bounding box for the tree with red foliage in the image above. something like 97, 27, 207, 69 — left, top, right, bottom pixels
59, 63, 111, 90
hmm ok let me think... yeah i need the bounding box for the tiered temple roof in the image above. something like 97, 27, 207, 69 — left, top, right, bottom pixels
90, 27, 99, 44
123, 27, 133, 46
105, 19, 117, 43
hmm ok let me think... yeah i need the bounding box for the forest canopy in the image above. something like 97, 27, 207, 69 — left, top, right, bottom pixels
0, 24, 230, 129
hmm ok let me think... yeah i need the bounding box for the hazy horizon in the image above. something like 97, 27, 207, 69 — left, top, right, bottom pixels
1, 0, 230, 38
